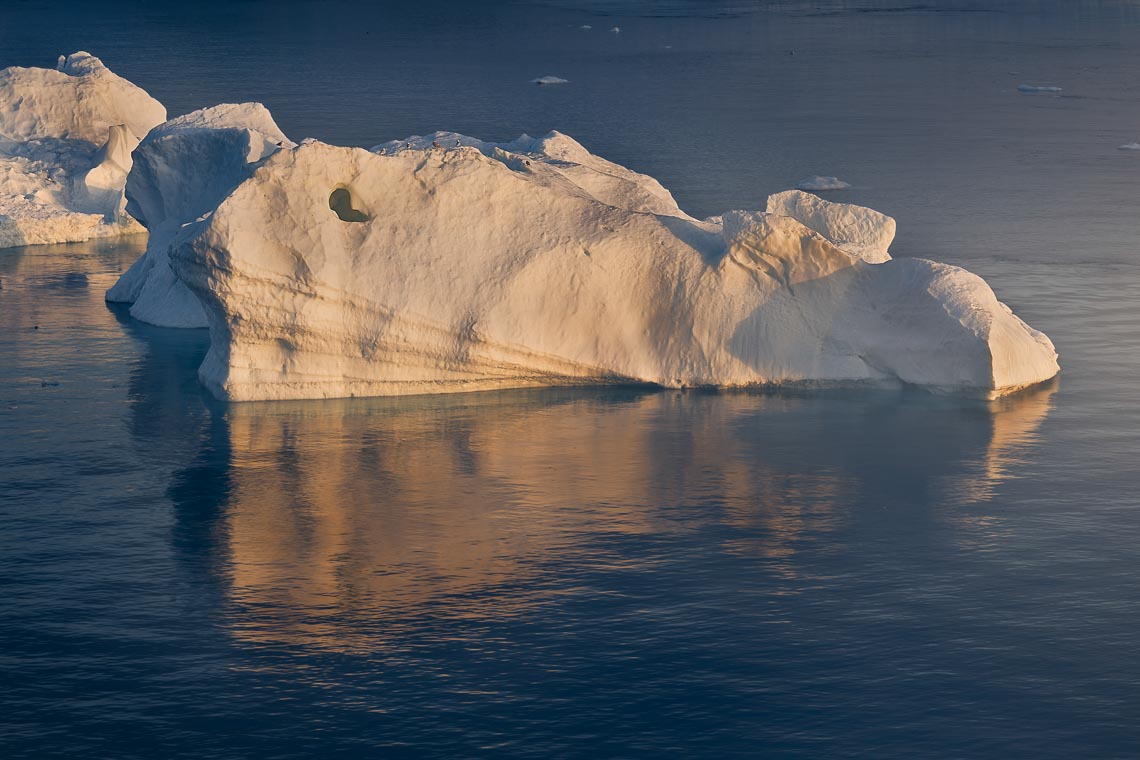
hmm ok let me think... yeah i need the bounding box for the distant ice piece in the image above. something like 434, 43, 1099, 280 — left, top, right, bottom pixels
0, 52, 167, 248
610, 26, 621, 33
532, 76, 569, 85
1117, 142, 1140, 151
1017, 84, 1062, 93
796, 176, 851, 191
105, 103, 293, 327
580, 25, 592, 29
135, 123, 1058, 401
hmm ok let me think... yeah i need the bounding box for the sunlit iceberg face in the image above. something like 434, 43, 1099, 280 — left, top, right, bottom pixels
152, 383, 1054, 650
97, 109, 1055, 401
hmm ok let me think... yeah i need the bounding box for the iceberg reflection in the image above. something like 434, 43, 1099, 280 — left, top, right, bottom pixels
157, 383, 1055, 651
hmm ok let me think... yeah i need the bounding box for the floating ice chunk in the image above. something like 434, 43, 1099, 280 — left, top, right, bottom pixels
532, 76, 569, 85
1017, 84, 1062, 93
580, 25, 592, 29
795, 176, 851, 191
105, 103, 293, 328
0, 52, 166, 248
134, 126, 1057, 401
1117, 142, 1140, 151
610, 26, 621, 33
766, 190, 894, 263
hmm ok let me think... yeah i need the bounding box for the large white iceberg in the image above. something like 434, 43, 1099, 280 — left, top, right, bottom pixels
0, 52, 166, 248
104, 103, 293, 327
112, 124, 1058, 401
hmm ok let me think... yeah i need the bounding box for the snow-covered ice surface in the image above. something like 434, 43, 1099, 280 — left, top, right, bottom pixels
796, 175, 851, 191
0, 52, 166, 248
104, 103, 293, 328
124, 124, 1059, 401
532, 76, 569, 85
1018, 84, 1063, 93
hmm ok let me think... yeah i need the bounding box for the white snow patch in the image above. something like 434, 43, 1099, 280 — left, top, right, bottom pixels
795, 176, 851, 191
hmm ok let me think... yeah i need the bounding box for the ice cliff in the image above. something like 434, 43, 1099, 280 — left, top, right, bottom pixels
106, 118, 1057, 400
0, 52, 166, 248
105, 103, 293, 327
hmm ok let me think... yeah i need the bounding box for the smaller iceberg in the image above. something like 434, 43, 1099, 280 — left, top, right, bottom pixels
1017, 84, 1062, 93
532, 76, 569, 85
0, 52, 167, 249
1117, 142, 1140, 151
796, 176, 851, 191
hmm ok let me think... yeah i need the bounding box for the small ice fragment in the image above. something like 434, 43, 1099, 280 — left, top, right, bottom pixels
580, 25, 592, 29
532, 76, 569, 85
795, 176, 851, 191
610, 26, 621, 33
1117, 142, 1140, 151
1017, 84, 1062, 93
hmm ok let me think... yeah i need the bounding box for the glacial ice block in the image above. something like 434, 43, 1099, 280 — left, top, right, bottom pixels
154, 134, 1057, 401
105, 103, 293, 327
0, 52, 167, 248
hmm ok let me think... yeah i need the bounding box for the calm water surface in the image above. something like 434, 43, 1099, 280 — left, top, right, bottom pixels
2, 1, 1139, 757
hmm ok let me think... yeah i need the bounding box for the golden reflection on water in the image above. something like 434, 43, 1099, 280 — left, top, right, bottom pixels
207, 383, 1056, 650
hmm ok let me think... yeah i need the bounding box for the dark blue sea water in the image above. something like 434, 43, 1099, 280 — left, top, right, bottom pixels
2, 1, 1140, 757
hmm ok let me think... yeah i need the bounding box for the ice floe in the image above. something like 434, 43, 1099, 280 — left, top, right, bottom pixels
795, 176, 851, 191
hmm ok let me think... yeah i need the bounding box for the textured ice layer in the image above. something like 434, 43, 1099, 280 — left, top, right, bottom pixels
123, 126, 1059, 401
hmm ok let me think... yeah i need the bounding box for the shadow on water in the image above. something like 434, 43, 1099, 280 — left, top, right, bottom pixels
107, 303, 235, 566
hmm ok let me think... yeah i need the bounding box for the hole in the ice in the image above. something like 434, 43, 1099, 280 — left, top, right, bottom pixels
329, 186, 369, 222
